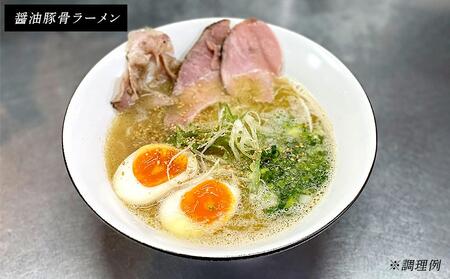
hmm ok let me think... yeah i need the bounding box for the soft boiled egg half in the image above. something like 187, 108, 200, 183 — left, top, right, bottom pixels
159, 179, 240, 237
113, 144, 197, 206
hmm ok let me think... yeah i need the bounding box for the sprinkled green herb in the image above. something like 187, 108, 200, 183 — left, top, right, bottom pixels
259, 124, 331, 213
166, 104, 332, 215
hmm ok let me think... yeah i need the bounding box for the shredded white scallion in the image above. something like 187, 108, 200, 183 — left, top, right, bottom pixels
228, 112, 261, 161
199, 128, 227, 154
187, 159, 221, 185
166, 145, 191, 181
297, 97, 313, 132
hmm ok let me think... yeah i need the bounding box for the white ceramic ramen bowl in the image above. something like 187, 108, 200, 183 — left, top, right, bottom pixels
62, 18, 377, 259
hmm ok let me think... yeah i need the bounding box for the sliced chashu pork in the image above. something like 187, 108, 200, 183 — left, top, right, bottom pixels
221, 18, 282, 102
111, 28, 180, 111
164, 20, 231, 127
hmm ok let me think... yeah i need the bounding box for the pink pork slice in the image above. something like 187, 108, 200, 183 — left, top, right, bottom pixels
221, 18, 282, 102
164, 20, 231, 127
111, 28, 179, 111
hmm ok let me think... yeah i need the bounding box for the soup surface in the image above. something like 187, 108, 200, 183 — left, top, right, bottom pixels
105, 78, 335, 246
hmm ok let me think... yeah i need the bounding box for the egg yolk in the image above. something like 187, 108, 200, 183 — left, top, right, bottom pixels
133, 146, 188, 187
181, 179, 233, 223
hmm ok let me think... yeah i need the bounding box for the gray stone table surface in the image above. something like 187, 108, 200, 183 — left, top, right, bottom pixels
1, 0, 449, 278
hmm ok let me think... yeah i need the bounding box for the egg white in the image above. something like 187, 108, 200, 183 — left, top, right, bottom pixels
112, 144, 198, 206
158, 179, 240, 238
